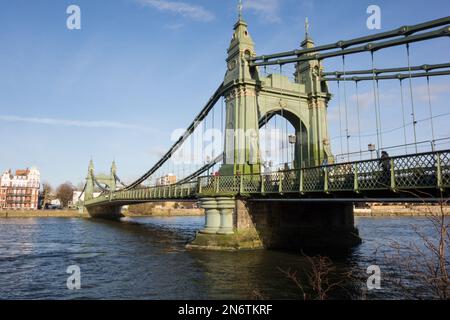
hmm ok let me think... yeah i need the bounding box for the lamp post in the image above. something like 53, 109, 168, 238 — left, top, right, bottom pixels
288, 134, 296, 169
368, 144, 376, 159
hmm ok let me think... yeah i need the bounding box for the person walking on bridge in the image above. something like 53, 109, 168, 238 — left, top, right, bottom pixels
379, 151, 391, 186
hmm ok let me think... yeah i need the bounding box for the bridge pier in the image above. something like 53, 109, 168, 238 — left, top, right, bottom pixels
188, 197, 263, 250
236, 200, 361, 251
199, 198, 220, 234
217, 197, 235, 235
85, 204, 123, 220
188, 197, 361, 251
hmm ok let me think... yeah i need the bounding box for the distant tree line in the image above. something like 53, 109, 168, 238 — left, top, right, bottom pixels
40, 182, 76, 209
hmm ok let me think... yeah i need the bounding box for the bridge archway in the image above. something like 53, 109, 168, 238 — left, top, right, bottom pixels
259, 108, 309, 170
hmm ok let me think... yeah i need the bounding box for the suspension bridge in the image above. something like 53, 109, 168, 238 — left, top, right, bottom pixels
81, 13, 450, 250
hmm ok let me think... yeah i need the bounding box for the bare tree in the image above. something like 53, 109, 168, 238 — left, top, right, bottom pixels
379, 190, 449, 299
41, 182, 53, 210
56, 182, 75, 208
278, 254, 352, 300
75, 182, 85, 191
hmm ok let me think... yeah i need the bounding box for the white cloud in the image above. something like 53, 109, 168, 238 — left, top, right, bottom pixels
300, 0, 314, 12
347, 82, 450, 107
137, 0, 215, 22
244, 0, 281, 23
414, 83, 450, 102
164, 23, 184, 30
0, 115, 156, 132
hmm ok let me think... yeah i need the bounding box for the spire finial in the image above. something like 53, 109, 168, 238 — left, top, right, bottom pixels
238, 0, 243, 20
305, 17, 310, 38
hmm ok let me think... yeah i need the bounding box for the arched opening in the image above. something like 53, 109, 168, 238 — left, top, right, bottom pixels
259, 109, 309, 173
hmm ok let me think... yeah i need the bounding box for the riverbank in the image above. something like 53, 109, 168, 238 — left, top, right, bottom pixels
124, 208, 204, 217
0, 208, 203, 218
0, 209, 89, 218
2, 205, 447, 218
354, 204, 450, 217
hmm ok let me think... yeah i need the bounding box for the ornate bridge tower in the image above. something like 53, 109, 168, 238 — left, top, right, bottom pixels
84, 159, 95, 202
189, 13, 359, 251
83, 160, 119, 217
220, 14, 333, 176
220, 15, 261, 176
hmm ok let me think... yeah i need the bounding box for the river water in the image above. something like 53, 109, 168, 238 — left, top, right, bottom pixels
0, 216, 447, 300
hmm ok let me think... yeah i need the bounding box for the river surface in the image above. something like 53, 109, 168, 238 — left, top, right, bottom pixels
0, 216, 447, 300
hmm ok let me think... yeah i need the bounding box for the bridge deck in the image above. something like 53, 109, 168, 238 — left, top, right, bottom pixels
85, 150, 450, 207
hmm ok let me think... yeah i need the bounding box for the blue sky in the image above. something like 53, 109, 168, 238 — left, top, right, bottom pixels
0, 0, 449, 186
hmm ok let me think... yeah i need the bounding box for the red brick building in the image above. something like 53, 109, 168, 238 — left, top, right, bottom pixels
0, 167, 40, 210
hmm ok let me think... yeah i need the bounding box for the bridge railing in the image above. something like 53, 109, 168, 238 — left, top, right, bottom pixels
84, 180, 198, 206
197, 149, 450, 196
85, 149, 450, 206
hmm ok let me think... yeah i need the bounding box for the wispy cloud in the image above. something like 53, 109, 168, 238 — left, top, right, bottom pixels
163, 23, 185, 31
244, 0, 281, 23
137, 0, 215, 22
347, 83, 450, 108
0, 115, 156, 132
414, 83, 450, 102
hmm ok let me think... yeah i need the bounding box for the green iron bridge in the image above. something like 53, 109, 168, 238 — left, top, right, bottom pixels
86, 149, 450, 207
82, 13, 450, 250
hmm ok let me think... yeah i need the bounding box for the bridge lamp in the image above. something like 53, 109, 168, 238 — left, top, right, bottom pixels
288, 135, 296, 169
288, 134, 296, 144
368, 144, 376, 159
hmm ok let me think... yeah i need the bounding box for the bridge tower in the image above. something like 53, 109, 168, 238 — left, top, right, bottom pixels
110, 160, 117, 193
220, 15, 333, 175
84, 159, 95, 202
190, 14, 358, 251
220, 13, 261, 176
294, 27, 333, 166
83, 160, 123, 219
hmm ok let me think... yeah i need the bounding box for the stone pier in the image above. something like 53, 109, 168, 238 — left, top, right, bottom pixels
187, 197, 361, 251
85, 204, 124, 220
187, 197, 263, 250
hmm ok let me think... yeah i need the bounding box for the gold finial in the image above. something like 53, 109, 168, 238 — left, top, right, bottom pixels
238, 0, 243, 20
305, 17, 310, 38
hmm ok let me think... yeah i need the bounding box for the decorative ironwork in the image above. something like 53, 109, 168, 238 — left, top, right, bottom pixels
85, 150, 450, 207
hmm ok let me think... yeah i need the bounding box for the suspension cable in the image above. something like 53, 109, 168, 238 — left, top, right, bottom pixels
371, 51, 381, 156
337, 80, 344, 156
279, 64, 286, 169
202, 116, 205, 168
426, 74, 436, 150
274, 107, 278, 169
265, 87, 269, 169
221, 96, 224, 165
212, 101, 215, 163
122, 83, 224, 190
114, 173, 128, 188
298, 65, 303, 168
263, 66, 268, 170
329, 111, 450, 141
406, 43, 418, 153
322, 62, 450, 77
376, 78, 383, 149
355, 81, 362, 160
342, 55, 350, 160
93, 176, 109, 192
77, 182, 87, 200
399, 79, 409, 153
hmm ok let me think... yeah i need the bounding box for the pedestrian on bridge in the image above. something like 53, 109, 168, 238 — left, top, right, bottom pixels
380, 151, 391, 186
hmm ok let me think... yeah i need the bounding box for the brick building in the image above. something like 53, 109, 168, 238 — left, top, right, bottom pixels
0, 167, 40, 210
156, 173, 177, 186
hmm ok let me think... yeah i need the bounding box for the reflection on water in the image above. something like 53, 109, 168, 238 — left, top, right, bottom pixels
0, 216, 446, 299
